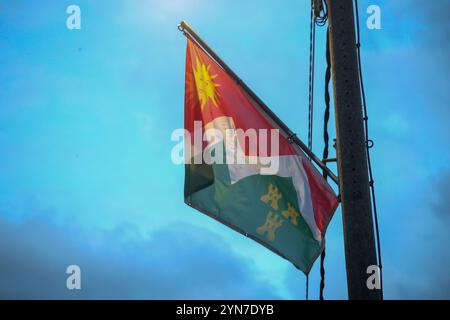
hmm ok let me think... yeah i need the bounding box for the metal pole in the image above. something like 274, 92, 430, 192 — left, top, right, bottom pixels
326, 0, 381, 299
178, 20, 339, 185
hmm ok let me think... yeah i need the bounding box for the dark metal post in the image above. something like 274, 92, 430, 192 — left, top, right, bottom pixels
326, 0, 381, 299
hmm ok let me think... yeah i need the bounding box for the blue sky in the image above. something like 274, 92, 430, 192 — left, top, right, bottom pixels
0, 0, 449, 299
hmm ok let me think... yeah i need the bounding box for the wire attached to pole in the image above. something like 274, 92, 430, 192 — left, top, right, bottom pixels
309, 0, 331, 300
353, 0, 384, 299
307, 1, 317, 299
308, 0, 316, 155
305, 274, 309, 300
320, 28, 332, 301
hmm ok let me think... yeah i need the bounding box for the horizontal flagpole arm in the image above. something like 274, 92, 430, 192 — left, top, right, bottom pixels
178, 20, 339, 185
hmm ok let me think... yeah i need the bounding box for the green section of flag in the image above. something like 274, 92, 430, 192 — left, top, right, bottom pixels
185, 162, 322, 274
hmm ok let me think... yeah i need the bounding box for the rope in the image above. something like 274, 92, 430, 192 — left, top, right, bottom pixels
319, 248, 326, 300
307, 1, 316, 299
308, 0, 329, 155
323, 29, 331, 181
320, 28, 332, 301
305, 274, 309, 300
308, 0, 330, 300
314, 0, 328, 26
353, 0, 383, 299
308, 0, 316, 154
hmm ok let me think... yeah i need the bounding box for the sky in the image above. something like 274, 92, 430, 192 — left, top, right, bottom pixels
0, 0, 449, 299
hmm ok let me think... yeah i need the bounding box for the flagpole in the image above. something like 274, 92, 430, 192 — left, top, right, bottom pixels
326, 0, 381, 299
178, 20, 339, 185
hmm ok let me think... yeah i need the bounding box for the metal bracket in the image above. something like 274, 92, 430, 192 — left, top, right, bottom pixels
286, 133, 297, 144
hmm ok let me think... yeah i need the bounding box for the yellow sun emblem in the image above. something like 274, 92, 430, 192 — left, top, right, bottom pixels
193, 58, 220, 110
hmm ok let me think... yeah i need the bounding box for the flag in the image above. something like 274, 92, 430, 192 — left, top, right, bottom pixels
183, 38, 338, 274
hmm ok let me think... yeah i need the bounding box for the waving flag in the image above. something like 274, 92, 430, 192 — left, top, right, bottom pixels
183, 37, 338, 274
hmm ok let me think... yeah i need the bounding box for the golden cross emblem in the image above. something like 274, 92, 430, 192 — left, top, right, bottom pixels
281, 203, 300, 226
257, 183, 302, 242
260, 183, 282, 210
256, 211, 284, 242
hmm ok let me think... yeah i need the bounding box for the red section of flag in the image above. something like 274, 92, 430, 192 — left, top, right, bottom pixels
302, 157, 339, 233
184, 38, 296, 157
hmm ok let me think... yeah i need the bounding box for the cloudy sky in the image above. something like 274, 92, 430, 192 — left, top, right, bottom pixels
0, 0, 449, 299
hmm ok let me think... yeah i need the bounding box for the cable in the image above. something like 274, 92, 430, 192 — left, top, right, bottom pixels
320, 28, 332, 301
308, 0, 316, 154
315, 0, 328, 26
319, 248, 326, 300
323, 29, 331, 181
308, 0, 328, 155
353, 0, 384, 299
307, 1, 315, 297
306, 274, 309, 300
309, 0, 331, 300
307, 0, 315, 285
